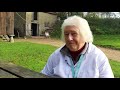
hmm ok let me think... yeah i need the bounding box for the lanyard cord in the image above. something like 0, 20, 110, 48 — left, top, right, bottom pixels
70, 55, 84, 78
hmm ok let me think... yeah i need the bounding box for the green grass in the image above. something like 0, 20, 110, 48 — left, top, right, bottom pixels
93, 34, 120, 78
109, 60, 120, 78
0, 41, 58, 72
93, 35, 120, 50
0, 39, 120, 78
93, 35, 120, 78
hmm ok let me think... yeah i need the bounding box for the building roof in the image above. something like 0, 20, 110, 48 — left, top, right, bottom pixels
44, 12, 58, 15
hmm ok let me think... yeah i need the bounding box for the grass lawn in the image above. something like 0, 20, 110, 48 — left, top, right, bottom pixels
109, 60, 120, 78
93, 34, 120, 78
93, 35, 120, 50
0, 39, 120, 78
0, 41, 58, 72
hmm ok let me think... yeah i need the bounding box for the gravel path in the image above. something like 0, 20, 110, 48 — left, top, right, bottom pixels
98, 47, 120, 62
14, 37, 120, 62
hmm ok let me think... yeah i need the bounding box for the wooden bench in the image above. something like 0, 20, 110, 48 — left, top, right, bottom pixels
0, 62, 50, 78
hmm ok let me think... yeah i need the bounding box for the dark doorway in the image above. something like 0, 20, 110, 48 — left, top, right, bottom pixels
31, 23, 37, 36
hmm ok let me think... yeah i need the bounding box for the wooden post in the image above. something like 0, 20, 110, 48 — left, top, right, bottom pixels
6, 12, 14, 36
6, 12, 14, 43
0, 12, 14, 42
0, 12, 6, 35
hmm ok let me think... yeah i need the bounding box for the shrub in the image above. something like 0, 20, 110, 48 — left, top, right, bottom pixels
86, 18, 120, 35
50, 20, 63, 39
51, 17, 120, 39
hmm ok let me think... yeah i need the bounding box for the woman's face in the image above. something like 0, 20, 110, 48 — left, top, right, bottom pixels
64, 26, 85, 51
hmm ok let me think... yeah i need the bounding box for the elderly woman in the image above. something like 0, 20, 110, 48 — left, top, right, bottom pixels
41, 15, 114, 78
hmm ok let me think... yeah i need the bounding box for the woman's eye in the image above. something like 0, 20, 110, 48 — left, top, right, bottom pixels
72, 33, 77, 36
65, 33, 69, 36
64, 33, 77, 37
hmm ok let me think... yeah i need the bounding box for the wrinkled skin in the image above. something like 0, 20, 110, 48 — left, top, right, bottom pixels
64, 26, 85, 51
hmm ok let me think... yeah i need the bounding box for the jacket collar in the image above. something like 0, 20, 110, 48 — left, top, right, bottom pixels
60, 42, 89, 57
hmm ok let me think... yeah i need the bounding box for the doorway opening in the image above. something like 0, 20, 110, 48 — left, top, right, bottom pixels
31, 23, 37, 36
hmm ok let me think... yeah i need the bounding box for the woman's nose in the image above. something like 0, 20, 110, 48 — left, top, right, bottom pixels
68, 34, 73, 41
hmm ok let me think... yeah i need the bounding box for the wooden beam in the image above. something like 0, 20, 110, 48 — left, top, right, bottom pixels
0, 62, 50, 78
0, 69, 18, 78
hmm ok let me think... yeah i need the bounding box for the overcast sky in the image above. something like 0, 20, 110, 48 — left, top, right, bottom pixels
111, 12, 120, 18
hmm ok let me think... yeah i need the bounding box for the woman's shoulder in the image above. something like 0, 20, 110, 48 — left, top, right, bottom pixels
50, 46, 64, 57
87, 43, 108, 64
47, 46, 64, 65
88, 43, 106, 56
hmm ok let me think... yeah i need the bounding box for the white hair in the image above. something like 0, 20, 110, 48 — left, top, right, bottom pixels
61, 15, 93, 43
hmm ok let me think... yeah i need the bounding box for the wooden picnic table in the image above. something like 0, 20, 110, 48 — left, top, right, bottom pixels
0, 62, 50, 78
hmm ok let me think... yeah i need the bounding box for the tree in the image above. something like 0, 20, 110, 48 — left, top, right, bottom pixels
85, 12, 99, 18
57, 12, 67, 20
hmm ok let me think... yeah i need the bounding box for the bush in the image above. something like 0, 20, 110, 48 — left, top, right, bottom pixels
86, 18, 120, 35
50, 20, 63, 39
50, 17, 120, 39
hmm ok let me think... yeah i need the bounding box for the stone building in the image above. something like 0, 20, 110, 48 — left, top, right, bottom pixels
14, 12, 57, 37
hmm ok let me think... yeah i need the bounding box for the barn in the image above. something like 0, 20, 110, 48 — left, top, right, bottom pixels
0, 12, 58, 41
14, 12, 58, 37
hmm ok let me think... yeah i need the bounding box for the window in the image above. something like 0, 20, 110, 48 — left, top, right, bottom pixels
34, 12, 37, 20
